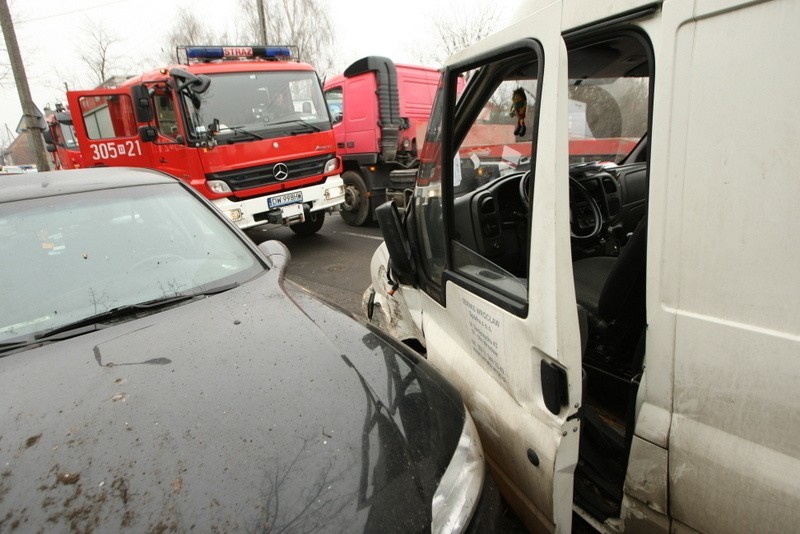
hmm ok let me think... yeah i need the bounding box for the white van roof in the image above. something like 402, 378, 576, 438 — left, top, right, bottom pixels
445, 0, 660, 66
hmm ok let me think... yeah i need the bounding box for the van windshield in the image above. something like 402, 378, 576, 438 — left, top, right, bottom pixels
567, 76, 648, 164
183, 70, 331, 140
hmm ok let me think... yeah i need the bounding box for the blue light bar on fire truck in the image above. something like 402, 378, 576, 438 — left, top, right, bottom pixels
183, 46, 294, 63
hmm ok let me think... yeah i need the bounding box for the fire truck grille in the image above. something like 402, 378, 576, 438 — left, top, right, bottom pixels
207, 154, 334, 191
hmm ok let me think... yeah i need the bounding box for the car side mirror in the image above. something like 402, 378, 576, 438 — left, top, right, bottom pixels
374, 201, 416, 285
257, 240, 291, 275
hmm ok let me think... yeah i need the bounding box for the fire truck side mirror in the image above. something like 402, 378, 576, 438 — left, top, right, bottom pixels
42, 131, 54, 144
45, 143, 57, 153
131, 85, 153, 123
139, 126, 158, 143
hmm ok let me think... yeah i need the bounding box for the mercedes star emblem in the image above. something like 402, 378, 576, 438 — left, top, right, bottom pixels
273, 163, 289, 181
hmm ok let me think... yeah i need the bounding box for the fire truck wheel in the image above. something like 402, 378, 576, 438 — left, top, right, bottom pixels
340, 171, 371, 226
290, 210, 325, 236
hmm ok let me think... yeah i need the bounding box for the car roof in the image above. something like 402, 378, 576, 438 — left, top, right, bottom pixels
0, 167, 178, 203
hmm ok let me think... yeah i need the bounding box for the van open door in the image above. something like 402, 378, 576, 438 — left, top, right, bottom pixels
373, 3, 579, 531
67, 87, 153, 168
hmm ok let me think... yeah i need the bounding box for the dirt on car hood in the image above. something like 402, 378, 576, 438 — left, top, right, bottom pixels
0, 272, 463, 532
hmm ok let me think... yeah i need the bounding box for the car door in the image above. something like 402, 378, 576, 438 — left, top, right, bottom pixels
406, 4, 580, 531
67, 87, 153, 168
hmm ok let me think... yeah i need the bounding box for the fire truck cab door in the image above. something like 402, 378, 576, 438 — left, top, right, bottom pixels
67, 88, 152, 168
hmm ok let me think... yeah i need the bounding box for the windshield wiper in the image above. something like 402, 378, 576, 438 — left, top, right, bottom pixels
35, 282, 240, 342
268, 119, 322, 133
216, 124, 264, 141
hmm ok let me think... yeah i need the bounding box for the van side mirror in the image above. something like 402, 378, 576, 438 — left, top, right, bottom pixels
131, 85, 153, 123
374, 201, 416, 285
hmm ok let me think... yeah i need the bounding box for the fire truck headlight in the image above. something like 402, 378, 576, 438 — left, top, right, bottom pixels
207, 180, 232, 194
323, 158, 338, 174
223, 209, 244, 223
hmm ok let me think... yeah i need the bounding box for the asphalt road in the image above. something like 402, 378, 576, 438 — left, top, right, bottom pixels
245, 211, 384, 320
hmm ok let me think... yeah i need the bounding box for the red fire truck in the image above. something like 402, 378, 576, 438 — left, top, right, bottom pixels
43, 105, 82, 170
66, 45, 344, 235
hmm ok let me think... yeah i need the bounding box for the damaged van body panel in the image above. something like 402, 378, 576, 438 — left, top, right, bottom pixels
365, 0, 800, 532
363, 244, 426, 347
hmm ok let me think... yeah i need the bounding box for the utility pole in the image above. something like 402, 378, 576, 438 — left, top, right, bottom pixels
257, 0, 267, 45
0, 0, 51, 172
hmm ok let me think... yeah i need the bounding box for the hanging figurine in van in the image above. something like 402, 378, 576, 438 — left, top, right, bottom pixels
510, 87, 527, 137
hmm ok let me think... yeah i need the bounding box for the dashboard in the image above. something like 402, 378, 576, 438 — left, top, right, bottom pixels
451, 161, 648, 275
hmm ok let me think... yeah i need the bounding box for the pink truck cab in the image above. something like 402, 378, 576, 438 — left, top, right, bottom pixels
324, 57, 440, 225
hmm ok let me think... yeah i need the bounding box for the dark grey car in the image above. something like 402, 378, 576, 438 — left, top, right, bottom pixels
0, 168, 499, 532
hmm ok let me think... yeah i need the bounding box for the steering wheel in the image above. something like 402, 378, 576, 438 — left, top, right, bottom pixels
519, 171, 533, 211
569, 177, 603, 239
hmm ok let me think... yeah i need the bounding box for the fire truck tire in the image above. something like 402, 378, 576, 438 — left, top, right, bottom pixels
290, 210, 325, 236
340, 171, 371, 227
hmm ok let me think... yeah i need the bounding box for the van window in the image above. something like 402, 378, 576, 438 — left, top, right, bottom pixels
414, 44, 542, 309
568, 76, 648, 163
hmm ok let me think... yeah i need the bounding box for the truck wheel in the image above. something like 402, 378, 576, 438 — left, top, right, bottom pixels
340, 171, 371, 226
290, 210, 325, 236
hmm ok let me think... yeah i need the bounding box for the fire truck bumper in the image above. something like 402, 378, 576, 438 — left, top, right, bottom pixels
212, 175, 345, 230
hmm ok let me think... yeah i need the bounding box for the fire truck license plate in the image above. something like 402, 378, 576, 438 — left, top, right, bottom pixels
268, 192, 303, 209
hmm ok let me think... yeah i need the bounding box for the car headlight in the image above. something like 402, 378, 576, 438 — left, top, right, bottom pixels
431, 410, 485, 533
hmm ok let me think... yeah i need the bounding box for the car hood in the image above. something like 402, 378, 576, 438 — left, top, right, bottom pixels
0, 271, 464, 531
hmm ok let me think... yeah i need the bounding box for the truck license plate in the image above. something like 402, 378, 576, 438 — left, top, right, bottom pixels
268, 191, 302, 209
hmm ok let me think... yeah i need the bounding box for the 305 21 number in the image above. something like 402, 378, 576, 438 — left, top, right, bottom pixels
89, 140, 142, 160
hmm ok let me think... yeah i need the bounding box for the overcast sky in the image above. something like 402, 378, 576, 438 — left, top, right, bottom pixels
1, 0, 523, 145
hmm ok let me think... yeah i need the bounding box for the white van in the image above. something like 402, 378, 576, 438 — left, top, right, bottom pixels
364, 0, 800, 531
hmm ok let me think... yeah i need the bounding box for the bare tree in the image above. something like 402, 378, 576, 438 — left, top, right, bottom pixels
236, 0, 336, 76
411, 1, 502, 66
78, 18, 118, 87
159, 6, 224, 64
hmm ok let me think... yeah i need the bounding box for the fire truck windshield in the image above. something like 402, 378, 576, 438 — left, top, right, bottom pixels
181, 70, 331, 141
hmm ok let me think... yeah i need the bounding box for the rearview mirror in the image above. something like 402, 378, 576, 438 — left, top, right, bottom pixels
131, 85, 153, 123
139, 126, 158, 142
374, 201, 416, 285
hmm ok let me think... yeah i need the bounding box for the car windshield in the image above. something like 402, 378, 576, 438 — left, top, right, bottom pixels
0, 183, 263, 342
184, 70, 331, 139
